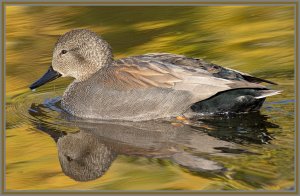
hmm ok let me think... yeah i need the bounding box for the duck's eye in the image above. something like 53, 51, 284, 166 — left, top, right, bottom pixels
66, 155, 73, 162
61, 50, 68, 54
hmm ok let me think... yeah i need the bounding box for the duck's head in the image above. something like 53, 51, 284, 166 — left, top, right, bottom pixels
30, 29, 113, 90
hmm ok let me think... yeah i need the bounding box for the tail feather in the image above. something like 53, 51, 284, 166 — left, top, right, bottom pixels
255, 90, 282, 99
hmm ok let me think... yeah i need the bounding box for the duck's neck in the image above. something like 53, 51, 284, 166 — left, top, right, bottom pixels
74, 61, 113, 82
76, 58, 113, 82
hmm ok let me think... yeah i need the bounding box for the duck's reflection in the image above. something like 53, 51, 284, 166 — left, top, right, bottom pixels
191, 112, 279, 144
28, 100, 279, 182
57, 131, 116, 181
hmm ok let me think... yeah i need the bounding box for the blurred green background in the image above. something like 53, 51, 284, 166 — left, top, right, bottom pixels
5, 6, 295, 191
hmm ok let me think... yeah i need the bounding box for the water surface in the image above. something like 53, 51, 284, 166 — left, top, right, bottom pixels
6, 6, 295, 191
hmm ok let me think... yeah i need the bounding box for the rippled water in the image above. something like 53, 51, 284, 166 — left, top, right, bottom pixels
6, 6, 295, 191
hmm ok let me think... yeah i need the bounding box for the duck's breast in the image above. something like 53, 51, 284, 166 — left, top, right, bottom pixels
61, 79, 194, 121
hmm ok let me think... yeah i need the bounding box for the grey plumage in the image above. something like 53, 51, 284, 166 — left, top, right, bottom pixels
31, 29, 281, 121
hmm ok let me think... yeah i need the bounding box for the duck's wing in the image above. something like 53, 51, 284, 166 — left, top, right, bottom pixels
111, 53, 272, 101
141, 53, 277, 85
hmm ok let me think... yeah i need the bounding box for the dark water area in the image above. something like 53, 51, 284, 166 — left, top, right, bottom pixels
6, 6, 294, 191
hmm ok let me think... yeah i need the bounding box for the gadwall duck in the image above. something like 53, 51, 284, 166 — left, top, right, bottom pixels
30, 29, 281, 121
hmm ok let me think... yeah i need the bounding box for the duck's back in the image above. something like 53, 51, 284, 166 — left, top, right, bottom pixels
61, 53, 280, 120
